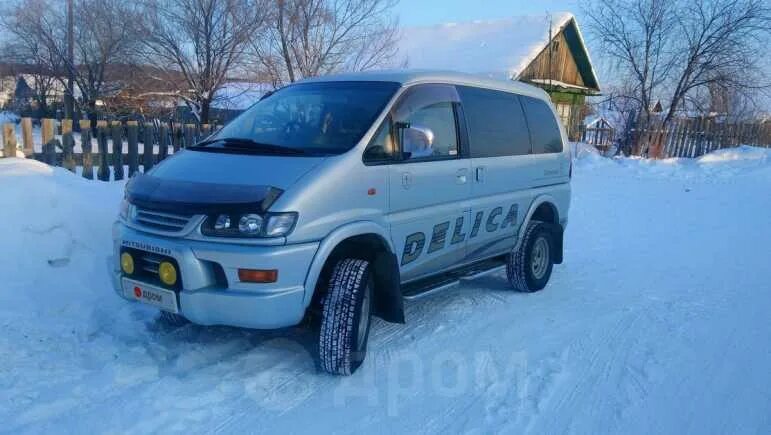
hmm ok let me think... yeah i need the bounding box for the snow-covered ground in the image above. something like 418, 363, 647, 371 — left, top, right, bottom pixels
1, 146, 770, 434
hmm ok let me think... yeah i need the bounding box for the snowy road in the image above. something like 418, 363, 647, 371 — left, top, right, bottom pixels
1, 147, 770, 434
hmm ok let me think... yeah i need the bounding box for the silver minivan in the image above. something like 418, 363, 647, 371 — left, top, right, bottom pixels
113, 70, 571, 375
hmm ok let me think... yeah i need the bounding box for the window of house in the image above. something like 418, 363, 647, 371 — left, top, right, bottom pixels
556, 103, 572, 128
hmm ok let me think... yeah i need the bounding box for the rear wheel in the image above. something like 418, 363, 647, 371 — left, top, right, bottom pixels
319, 258, 373, 375
506, 221, 554, 292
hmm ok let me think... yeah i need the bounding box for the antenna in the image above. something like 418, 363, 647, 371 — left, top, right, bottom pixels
547, 11, 553, 90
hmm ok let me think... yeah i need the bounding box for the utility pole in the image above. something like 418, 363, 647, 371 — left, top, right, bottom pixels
64, 0, 75, 119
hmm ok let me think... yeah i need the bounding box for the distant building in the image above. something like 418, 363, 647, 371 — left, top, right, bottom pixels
399, 13, 601, 139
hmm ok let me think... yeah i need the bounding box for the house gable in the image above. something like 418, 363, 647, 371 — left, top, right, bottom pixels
517, 19, 599, 93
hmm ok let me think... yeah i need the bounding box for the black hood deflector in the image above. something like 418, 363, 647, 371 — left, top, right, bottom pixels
126, 174, 283, 215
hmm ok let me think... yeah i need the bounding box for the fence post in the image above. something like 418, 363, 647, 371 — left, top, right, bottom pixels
111, 121, 124, 181
2, 123, 16, 158
42, 118, 56, 165
172, 123, 182, 152
677, 119, 689, 157
704, 118, 715, 156
158, 123, 169, 161
80, 119, 94, 179
143, 122, 155, 172
97, 120, 110, 181
21, 118, 34, 156
666, 121, 679, 158
182, 123, 193, 148
749, 122, 761, 146
61, 119, 76, 172
127, 121, 139, 177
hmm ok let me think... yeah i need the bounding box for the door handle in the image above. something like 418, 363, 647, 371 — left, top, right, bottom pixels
475, 166, 485, 182
456, 168, 467, 184
401, 172, 412, 189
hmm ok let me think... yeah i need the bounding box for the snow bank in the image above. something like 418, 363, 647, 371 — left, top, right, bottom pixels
572, 143, 771, 179
2, 146, 771, 433
0, 159, 141, 431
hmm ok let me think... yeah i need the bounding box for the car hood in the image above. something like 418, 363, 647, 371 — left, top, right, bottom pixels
126, 149, 326, 214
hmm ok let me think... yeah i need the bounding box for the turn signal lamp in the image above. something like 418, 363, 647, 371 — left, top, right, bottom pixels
238, 269, 278, 283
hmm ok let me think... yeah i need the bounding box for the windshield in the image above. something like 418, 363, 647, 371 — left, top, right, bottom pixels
209, 81, 400, 156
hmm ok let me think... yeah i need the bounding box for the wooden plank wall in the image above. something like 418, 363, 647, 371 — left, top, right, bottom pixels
519, 31, 585, 88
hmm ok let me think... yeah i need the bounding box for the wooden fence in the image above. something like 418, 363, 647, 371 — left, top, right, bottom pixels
1, 118, 220, 181
579, 125, 615, 154
633, 118, 771, 158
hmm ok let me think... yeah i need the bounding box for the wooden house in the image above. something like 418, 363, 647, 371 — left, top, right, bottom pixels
399, 13, 601, 139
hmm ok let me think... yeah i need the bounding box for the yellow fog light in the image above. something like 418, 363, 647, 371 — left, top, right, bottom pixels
158, 261, 178, 286
120, 252, 135, 275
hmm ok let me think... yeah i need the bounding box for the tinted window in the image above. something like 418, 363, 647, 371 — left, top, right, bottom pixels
211, 81, 399, 155
392, 85, 459, 160
457, 86, 531, 158
521, 96, 563, 154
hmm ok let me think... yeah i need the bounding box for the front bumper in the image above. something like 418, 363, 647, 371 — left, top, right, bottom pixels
111, 222, 319, 329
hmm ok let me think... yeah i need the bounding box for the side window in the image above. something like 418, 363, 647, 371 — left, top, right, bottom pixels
392, 84, 460, 161
521, 96, 563, 154
363, 118, 396, 163
457, 86, 531, 157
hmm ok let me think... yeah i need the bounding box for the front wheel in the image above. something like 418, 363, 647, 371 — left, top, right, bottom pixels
319, 258, 373, 375
506, 221, 554, 292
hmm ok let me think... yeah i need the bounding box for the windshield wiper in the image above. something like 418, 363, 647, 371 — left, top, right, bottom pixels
190, 137, 307, 155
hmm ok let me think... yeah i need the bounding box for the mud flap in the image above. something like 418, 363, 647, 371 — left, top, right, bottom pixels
543, 223, 564, 264
372, 251, 405, 323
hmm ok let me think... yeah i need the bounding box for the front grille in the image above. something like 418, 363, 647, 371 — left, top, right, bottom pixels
139, 251, 163, 275
133, 207, 195, 233
122, 247, 182, 290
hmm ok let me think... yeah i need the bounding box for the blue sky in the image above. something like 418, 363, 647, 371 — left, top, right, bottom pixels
394, 0, 581, 27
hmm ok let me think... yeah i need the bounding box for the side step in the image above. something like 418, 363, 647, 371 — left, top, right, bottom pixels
402, 255, 507, 300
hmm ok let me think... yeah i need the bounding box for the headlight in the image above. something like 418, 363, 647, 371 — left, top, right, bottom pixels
201, 212, 297, 238
238, 214, 264, 235
119, 199, 135, 221
119, 199, 129, 219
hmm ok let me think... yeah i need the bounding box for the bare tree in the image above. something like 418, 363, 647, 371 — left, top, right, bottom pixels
1, 0, 140, 120
583, 0, 677, 120
662, 0, 770, 123
137, 0, 267, 124
583, 0, 771, 124
252, 0, 400, 86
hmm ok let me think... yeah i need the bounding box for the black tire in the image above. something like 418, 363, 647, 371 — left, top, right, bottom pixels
506, 220, 554, 292
159, 310, 188, 326
319, 258, 373, 375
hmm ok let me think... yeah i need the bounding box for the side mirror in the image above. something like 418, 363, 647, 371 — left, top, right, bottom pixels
400, 124, 435, 159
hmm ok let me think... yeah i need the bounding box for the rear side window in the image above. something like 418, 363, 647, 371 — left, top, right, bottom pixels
520, 96, 563, 154
457, 86, 531, 158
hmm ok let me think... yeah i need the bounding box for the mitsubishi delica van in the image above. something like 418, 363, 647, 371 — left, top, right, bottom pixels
112, 70, 571, 375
